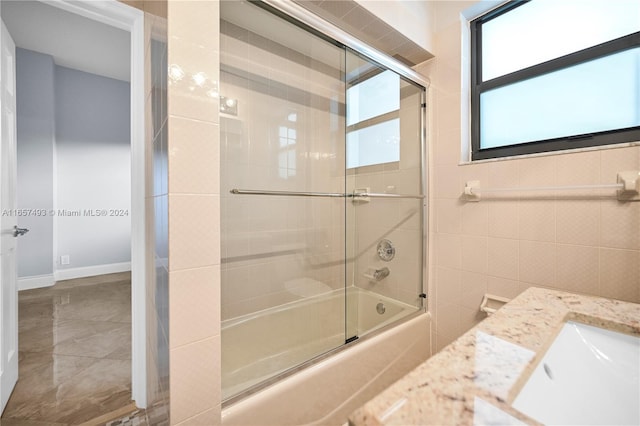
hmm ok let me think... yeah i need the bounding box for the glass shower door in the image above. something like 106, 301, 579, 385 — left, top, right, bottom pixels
220, 1, 348, 401
345, 49, 425, 339
220, 1, 426, 402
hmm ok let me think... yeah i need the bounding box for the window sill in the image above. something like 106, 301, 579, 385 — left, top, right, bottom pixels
460, 140, 640, 166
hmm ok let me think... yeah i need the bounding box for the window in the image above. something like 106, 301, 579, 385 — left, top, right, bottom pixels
471, 0, 640, 160
346, 70, 400, 168
278, 120, 297, 179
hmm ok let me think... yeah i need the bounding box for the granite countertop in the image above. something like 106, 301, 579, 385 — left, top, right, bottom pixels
348, 287, 640, 425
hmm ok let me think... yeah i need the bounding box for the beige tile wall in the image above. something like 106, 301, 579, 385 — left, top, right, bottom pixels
167, 1, 221, 425
417, 1, 640, 352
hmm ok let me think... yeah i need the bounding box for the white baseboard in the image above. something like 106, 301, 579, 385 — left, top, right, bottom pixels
18, 274, 56, 291
54, 262, 131, 281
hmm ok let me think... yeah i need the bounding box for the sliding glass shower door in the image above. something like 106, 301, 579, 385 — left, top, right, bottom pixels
345, 49, 425, 334
220, 0, 348, 400
220, 1, 426, 402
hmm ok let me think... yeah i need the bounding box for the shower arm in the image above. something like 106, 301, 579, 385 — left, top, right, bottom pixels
230, 188, 425, 200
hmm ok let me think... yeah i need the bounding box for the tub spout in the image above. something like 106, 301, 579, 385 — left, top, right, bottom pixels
375, 267, 390, 280
365, 267, 390, 281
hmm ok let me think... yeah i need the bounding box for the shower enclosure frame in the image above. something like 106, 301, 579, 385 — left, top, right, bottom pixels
222, 0, 431, 407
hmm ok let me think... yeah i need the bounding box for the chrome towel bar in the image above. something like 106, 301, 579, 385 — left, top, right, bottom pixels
230, 188, 425, 200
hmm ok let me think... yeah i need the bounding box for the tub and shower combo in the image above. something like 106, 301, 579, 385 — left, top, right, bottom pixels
219, 2, 431, 424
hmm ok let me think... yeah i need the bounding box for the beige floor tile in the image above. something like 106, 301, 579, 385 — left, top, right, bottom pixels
1, 273, 134, 425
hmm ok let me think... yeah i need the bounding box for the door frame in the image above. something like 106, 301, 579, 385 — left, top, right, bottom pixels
45, 0, 147, 407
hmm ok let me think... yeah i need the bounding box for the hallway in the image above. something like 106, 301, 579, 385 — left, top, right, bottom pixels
1, 272, 132, 425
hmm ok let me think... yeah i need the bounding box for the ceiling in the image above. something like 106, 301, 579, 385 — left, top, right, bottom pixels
293, 0, 433, 66
2, 1, 130, 82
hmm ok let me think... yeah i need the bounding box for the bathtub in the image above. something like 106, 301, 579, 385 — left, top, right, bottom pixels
221, 286, 431, 425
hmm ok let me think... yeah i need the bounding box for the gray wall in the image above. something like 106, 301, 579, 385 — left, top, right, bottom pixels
16, 48, 55, 277
55, 65, 131, 270
15, 48, 131, 278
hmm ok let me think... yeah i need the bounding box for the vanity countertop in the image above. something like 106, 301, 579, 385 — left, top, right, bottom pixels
348, 287, 640, 425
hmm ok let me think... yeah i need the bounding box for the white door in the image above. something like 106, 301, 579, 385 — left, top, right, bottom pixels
0, 18, 18, 414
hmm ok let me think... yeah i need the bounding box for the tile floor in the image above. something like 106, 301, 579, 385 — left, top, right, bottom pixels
1, 272, 133, 425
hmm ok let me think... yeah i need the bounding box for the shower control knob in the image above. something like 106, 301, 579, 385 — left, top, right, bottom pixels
377, 239, 395, 261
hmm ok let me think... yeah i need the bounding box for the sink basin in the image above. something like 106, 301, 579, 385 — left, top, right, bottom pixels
513, 321, 640, 425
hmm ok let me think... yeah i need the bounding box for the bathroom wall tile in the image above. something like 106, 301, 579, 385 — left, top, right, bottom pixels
600, 146, 640, 185
433, 128, 461, 166
556, 150, 600, 186
435, 267, 461, 304
166, 0, 221, 422
436, 20, 462, 60
169, 194, 220, 271
435, 198, 462, 234
519, 240, 556, 286
487, 158, 519, 188
556, 200, 600, 246
487, 238, 518, 280
518, 201, 555, 242
555, 244, 599, 296
487, 276, 525, 300
167, 0, 219, 120
461, 199, 488, 236
437, 93, 461, 135
435, 301, 461, 344
599, 248, 640, 303
488, 201, 518, 239
170, 336, 220, 425
170, 265, 220, 348
169, 0, 218, 51
461, 235, 487, 274
177, 407, 221, 426
169, 116, 220, 195
519, 155, 555, 186
435, 65, 461, 102
600, 200, 640, 250
434, 234, 461, 269
459, 306, 485, 335
433, 164, 462, 199
434, 332, 455, 353
460, 271, 488, 311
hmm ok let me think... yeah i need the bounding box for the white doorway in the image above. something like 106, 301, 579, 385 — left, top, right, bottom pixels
0, 17, 19, 415
0, 0, 146, 413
